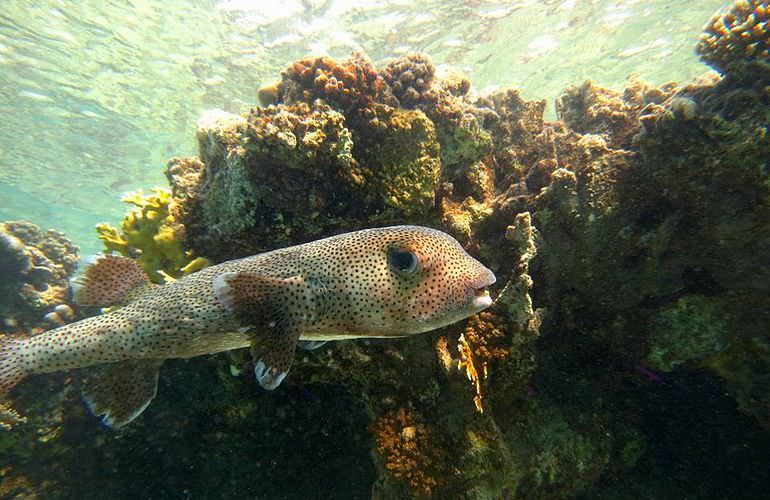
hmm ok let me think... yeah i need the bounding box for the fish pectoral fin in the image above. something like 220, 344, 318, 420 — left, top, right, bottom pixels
81, 359, 163, 429
250, 325, 301, 391
298, 340, 328, 351
213, 272, 309, 391
213, 272, 307, 322
72, 254, 156, 307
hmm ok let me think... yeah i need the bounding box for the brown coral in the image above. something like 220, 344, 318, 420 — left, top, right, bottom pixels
697, 0, 770, 73
278, 53, 383, 114
382, 53, 436, 108
463, 311, 511, 367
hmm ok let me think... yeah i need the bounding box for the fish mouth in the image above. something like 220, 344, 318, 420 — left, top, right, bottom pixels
469, 268, 496, 311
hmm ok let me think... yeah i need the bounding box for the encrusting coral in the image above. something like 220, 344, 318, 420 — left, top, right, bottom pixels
697, 0, 770, 74
353, 105, 441, 216
169, 103, 358, 260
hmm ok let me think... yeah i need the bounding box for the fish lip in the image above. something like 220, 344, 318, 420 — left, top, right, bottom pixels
468, 268, 496, 311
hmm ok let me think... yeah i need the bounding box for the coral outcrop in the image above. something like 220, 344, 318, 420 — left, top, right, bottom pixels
169, 52, 486, 260
533, 49, 770, 429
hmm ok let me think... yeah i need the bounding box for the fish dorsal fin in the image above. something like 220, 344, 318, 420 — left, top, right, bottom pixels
73, 255, 155, 307
213, 272, 307, 390
81, 359, 163, 429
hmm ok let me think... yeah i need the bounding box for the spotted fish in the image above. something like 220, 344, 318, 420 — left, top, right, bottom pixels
0, 226, 495, 428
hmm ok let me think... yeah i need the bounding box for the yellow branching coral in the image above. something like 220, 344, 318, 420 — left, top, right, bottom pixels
698, 0, 770, 73
97, 188, 208, 283
372, 408, 444, 497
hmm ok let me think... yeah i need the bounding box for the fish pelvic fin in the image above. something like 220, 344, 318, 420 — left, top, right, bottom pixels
81, 358, 163, 429
72, 254, 156, 308
0, 334, 26, 396
250, 324, 301, 390
213, 272, 308, 390
298, 340, 328, 351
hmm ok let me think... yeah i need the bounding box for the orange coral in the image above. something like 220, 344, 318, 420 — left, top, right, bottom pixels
457, 332, 487, 413
372, 408, 444, 496
0, 467, 38, 499
464, 311, 511, 364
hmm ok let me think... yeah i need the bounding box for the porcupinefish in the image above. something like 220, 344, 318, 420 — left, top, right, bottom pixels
0, 226, 495, 428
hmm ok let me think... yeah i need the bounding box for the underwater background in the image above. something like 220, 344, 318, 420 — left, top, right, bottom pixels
1, 0, 770, 498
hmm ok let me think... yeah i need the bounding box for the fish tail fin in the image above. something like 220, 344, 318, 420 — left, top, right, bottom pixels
0, 335, 26, 396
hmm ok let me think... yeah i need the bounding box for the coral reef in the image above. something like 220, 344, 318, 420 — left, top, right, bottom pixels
5, 13, 770, 497
96, 188, 208, 283
0, 221, 78, 330
697, 0, 770, 74
555, 78, 677, 149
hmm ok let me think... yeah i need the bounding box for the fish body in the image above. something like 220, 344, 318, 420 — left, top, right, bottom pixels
0, 226, 495, 427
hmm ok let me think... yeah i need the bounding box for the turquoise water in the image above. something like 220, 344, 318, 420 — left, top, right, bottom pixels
1, 0, 723, 255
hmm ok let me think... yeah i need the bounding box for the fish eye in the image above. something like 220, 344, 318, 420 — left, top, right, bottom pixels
388, 249, 419, 274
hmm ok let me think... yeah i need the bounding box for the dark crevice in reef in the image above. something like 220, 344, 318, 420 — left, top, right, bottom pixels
579, 369, 770, 500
